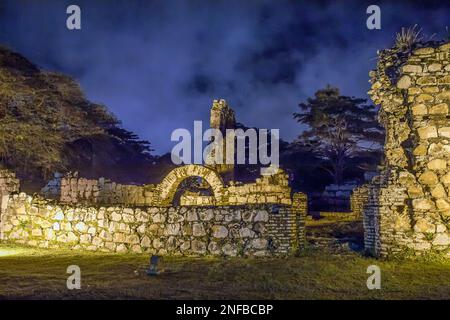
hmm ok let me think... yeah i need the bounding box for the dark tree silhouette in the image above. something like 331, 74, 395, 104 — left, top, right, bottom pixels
293, 85, 384, 185
0, 47, 155, 188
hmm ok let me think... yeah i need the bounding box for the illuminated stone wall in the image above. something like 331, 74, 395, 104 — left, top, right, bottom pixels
0, 192, 306, 256
41, 165, 293, 207
364, 42, 450, 257
62, 175, 151, 205
0, 170, 19, 198
206, 99, 236, 181
350, 185, 369, 219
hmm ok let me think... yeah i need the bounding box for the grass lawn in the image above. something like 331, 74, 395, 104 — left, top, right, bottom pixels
0, 243, 450, 299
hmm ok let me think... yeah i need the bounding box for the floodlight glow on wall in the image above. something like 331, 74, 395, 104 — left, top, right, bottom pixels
0, 249, 19, 257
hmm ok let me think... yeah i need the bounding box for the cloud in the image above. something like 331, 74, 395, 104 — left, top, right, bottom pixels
0, 0, 449, 153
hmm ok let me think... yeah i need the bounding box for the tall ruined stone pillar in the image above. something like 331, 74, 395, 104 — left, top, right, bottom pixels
0, 169, 19, 230
292, 192, 307, 250
0, 170, 19, 198
365, 42, 450, 257
206, 99, 236, 181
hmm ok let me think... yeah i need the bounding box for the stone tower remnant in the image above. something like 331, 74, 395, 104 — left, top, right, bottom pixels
206, 99, 236, 181
364, 42, 450, 257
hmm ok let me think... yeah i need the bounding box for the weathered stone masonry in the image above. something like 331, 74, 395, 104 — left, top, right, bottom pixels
364, 42, 450, 257
0, 170, 19, 198
350, 185, 369, 219
0, 165, 306, 256
0, 187, 306, 257
42, 165, 293, 207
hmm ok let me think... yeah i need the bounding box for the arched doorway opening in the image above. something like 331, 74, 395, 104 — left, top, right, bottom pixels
154, 164, 225, 206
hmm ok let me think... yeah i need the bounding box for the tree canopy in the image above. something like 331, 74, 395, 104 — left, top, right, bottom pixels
0, 47, 154, 189
293, 85, 384, 185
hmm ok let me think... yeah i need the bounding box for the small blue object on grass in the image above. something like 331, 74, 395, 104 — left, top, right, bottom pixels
146, 255, 160, 276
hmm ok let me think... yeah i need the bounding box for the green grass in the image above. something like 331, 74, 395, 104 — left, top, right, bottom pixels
0, 244, 450, 299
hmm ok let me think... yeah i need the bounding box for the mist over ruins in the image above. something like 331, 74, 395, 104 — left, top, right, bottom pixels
0, 0, 449, 301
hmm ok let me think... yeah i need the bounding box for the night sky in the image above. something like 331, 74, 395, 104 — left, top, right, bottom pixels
0, 0, 449, 153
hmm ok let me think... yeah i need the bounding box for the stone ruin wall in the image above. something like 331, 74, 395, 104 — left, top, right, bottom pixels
0, 169, 20, 228
350, 185, 369, 219
0, 169, 19, 198
363, 42, 450, 257
0, 191, 306, 257
42, 172, 154, 206
207, 99, 236, 181
0, 165, 307, 257
42, 165, 293, 207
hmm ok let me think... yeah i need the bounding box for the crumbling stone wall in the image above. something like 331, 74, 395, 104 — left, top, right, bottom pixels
0, 169, 19, 198
206, 99, 236, 181
41, 172, 152, 205
0, 192, 305, 256
42, 165, 294, 207
0, 169, 20, 226
52, 173, 152, 205
350, 185, 369, 219
365, 42, 450, 257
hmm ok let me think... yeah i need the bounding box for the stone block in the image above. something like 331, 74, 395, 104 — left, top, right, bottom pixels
429, 103, 448, 114
417, 126, 438, 139
418, 171, 439, 185
438, 127, 450, 138
412, 104, 427, 115
433, 233, 450, 246
397, 75, 411, 89
212, 225, 228, 238
427, 159, 447, 171
192, 223, 206, 237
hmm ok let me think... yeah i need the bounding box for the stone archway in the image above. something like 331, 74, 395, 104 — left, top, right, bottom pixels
154, 164, 225, 205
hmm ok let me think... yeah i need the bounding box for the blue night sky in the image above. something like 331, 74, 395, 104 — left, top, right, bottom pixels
0, 0, 449, 153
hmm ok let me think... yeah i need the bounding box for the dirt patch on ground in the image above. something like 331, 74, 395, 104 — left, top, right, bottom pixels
306, 214, 364, 252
